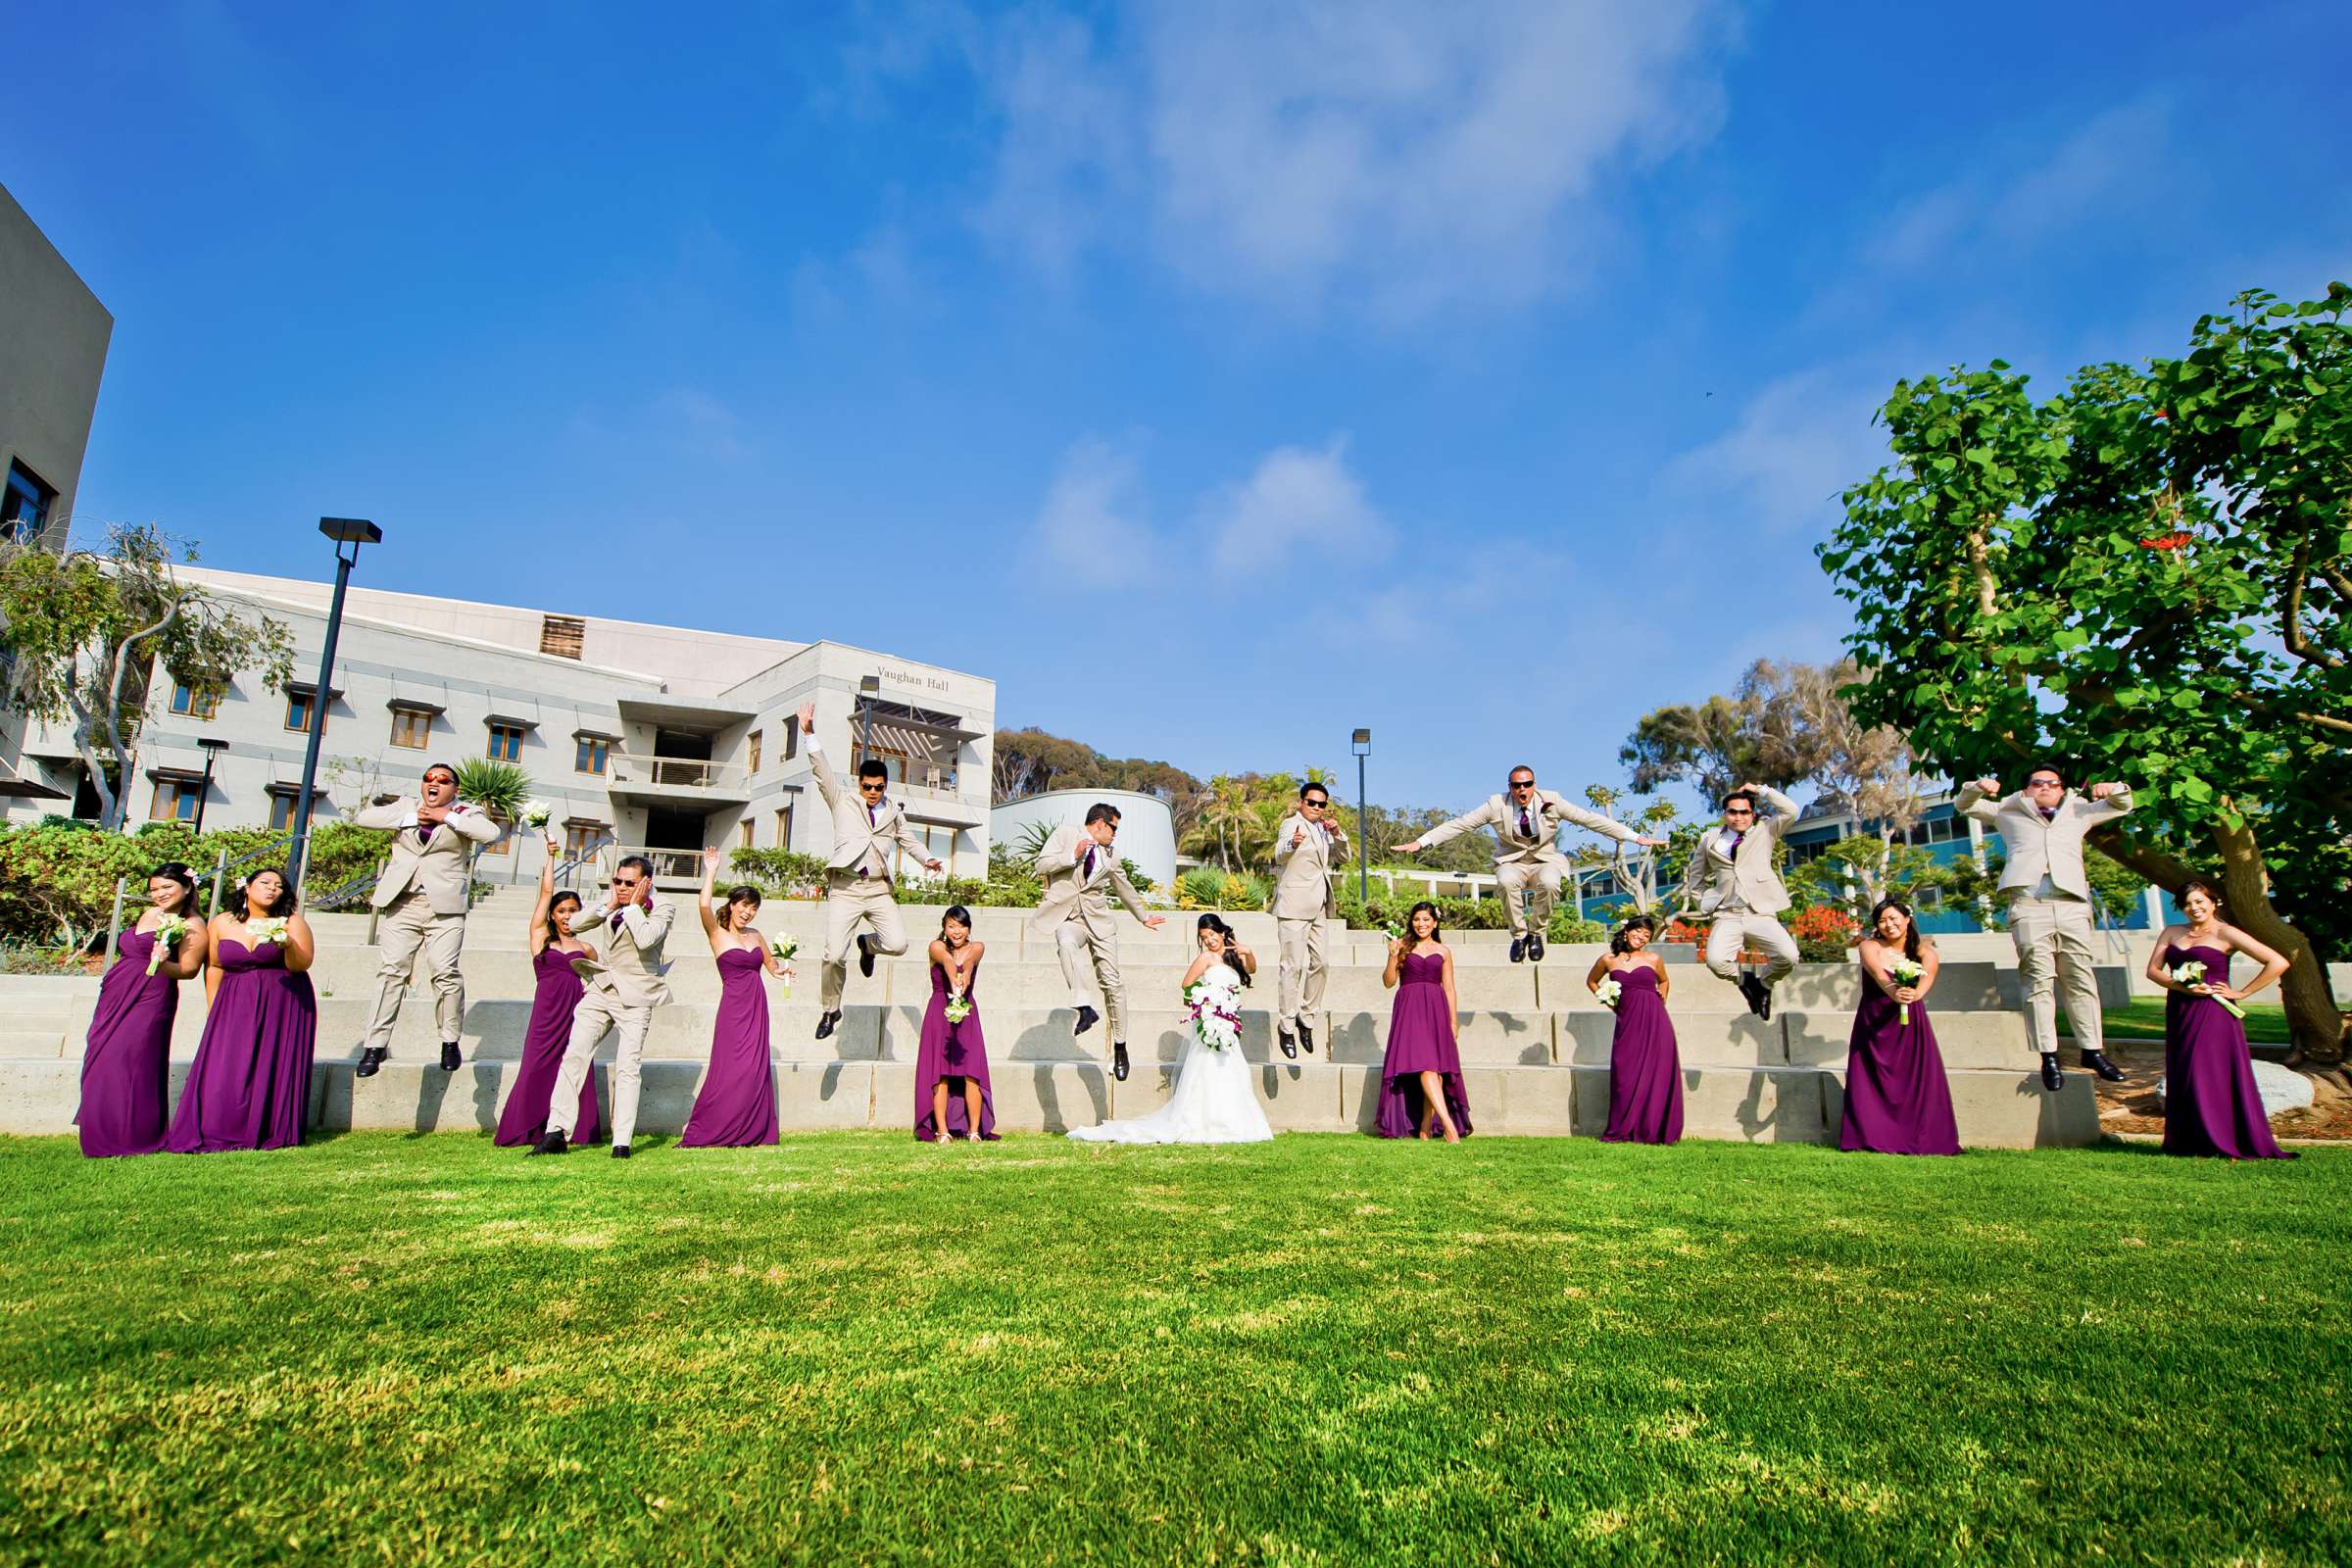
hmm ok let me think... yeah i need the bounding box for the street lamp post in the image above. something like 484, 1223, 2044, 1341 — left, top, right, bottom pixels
191, 738, 229, 834
288, 517, 382, 887
858, 674, 881, 767
1351, 728, 1371, 906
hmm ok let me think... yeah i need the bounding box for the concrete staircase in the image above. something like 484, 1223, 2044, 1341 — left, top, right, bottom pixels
0, 892, 2117, 1147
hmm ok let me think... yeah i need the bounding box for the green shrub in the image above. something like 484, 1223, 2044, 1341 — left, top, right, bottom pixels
0, 818, 392, 945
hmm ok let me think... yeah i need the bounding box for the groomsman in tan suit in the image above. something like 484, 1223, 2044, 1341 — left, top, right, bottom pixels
1031, 803, 1165, 1082
1684, 783, 1803, 1018
1397, 765, 1660, 962
531, 854, 674, 1158
797, 703, 943, 1039
350, 762, 501, 1075
1956, 765, 2133, 1090
1270, 779, 1348, 1057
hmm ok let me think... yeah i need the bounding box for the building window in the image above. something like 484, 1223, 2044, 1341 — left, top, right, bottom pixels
169, 682, 221, 719
3, 461, 57, 544
486, 723, 525, 761
150, 779, 201, 822
747, 729, 762, 775
268, 792, 297, 830
540, 614, 585, 660
284, 690, 315, 732
574, 734, 611, 774
739, 818, 754, 851
480, 829, 512, 857
781, 724, 799, 761
773, 806, 792, 849
390, 706, 433, 750
564, 821, 608, 859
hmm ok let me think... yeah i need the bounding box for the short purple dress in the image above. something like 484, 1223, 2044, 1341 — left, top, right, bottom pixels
77, 927, 183, 1156
166, 938, 318, 1153
1375, 949, 1473, 1138
915, 958, 997, 1141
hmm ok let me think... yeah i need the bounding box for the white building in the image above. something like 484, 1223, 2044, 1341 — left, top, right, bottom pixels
991, 787, 1179, 889
2, 566, 995, 886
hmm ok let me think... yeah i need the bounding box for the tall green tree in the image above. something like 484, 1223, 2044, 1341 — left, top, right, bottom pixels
1822, 285, 2349, 1060
0, 526, 293, 834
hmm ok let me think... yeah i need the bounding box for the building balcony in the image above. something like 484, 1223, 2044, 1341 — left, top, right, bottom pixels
606, 754, 753, 806
602, 845, 710, 889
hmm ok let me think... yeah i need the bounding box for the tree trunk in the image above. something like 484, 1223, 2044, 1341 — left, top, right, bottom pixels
2210, 814, 2345, 1065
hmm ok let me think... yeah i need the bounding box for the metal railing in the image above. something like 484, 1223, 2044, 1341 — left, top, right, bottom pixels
606, 844, 707, 884
609, 756, 749, 792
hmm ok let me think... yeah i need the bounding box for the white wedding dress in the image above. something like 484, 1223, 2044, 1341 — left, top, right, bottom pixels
1067, 962, 1274, 1145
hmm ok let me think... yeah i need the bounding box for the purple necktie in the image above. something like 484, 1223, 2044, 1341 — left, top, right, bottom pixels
610, 909, 625, 931
1726, 831, 1742, 853
1518, 808, 1533, 837
2039, 807, 2057, 822
416, 824, 433, 846
1082, 846, 1097, 879
867, 803, 878, 828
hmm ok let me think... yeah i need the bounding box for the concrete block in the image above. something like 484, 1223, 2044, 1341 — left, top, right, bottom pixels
1557, 1009, 1784, 1067
1323, 1008, 1552, 1067
1679, 1065, 1828, 1144
1819, 1067, 2100, 1150
991, 1061, 1115, 1132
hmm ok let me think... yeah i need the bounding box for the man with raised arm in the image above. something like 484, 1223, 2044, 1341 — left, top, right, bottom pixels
1684, 783, 1803, 1019
530, 853, 675, 1159
1955, 764, 2134, 1091
349, 761, 502, 1076
1270, 779, 1348, 1058
1032, 803, 1166, 1083
1396, 764, 1660, 963
799, 702, 944, 1042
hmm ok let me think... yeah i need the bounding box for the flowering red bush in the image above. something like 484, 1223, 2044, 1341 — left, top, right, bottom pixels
2138, 530, 2192, 550
1788, 906, 1859, 947
1663, 916, 1707, 946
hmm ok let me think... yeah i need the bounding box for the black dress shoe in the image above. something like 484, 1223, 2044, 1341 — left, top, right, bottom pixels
858, 933, 875, 978
2039, 1054, 2067, 1092
1509, 937, 1528, 963
1758, 983, 1773, 1022
2082, 1050, 2126, 1082
439, 1041, 462, 1072
528, 1130, 568, 1157
814, 1010, 839, 1041
1527, 933, 1545, 962
1738, 973, 1766, 1017
611, 1145, 631, 1159
1111, 1042, 1130, 1082
355, 1046, 387, 1078
1279, 1029, 1298, 1060
1073, 1004, 1101, 1037
1298, 1021, 1315, 1054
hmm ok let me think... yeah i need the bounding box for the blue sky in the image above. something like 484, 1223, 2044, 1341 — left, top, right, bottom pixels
7, 0, 2348, 819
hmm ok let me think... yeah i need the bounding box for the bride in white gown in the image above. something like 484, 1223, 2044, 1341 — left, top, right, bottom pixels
1068, 913, 1275, 1145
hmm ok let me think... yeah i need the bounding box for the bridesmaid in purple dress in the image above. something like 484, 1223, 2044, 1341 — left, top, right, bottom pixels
678, 847, 781, 1148
1587, 913, 1682, 1144
916, 905, 997, 1143
2144, 878, 2294, 1160
1376, 902, 1471, 1141
78, 862, 209, 1156
166, 867, 318, 1153
495, 838, 603, 1147
1839, 898, 1960, 1156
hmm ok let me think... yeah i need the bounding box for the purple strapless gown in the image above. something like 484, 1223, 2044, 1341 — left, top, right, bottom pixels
915, 959, 997, 1142
2162, 945, 2292, 1160
77, 928, 182, 1156
165, 939, 317, 1153
1839, 985, 1960, 1155
679, 945, 779, 1148
495, 945, 602, 1147
1376, 950, 1473, 1138
1599, 965, 1683, 1145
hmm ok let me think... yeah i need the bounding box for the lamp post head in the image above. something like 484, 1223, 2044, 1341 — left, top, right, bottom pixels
318, 516, 382, 547
858, 675, 881, 696
196, 738, 230, 755
1351, 728, 1371, 757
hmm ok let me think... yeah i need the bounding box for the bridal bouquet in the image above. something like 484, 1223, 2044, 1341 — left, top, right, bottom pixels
248, 916, 291, 948
769, 934, 798, 998
145, 914, 188, 975
1593, 975, 1623, 1010
1184, 974, 1243, 1053
2169, 960, 2246, 1017
944, 992, 973, 1024
520, 799, 553, 831
1886, 956, 1924, 1024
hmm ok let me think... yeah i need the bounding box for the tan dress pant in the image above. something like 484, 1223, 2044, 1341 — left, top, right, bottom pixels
2007, 893, 2103, 1055
362, 888, 467, 1050
548, 988, 651, 1148
821, 872, 908, 1011
1704, 910, 1798, 984
1494, 860, 1564, 938
1050, 917, 1127, 1042
1276, 918, 1327, 1028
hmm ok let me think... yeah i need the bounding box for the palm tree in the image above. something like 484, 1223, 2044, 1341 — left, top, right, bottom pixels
451, 758, 532, 882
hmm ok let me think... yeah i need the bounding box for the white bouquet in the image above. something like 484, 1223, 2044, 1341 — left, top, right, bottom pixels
1886, 956, 1924, 1024
944, 992, 973, 1025
2169, 959, 2246, 1018
1184, 974, 1243, 1053
145, 914, 188, 976
520, 799, 553, 830
248, 915, 291, 948
1593, 975, 1623, 1010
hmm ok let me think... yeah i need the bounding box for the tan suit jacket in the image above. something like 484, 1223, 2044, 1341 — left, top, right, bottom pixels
354, 797, 502, 915
1684, 785, 1799, 916
1417, 789, 1639, 869
1029, 823, 1152, 939
808, 737, 932, 880
1270, 812, 1348, 920
1955, 784, 2132, 903
569, 898, 676, 1008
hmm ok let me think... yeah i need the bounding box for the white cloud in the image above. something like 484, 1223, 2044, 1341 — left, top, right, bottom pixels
951, 0, 1732, 315
1662, 368, 1891, 535
1200, 438, 1390, 577
1028, 439, 1160, 587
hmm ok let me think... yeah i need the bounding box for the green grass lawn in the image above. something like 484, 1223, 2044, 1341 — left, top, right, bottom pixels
2059, 997, 2294, 1044
2, 1133, 2347, 1566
